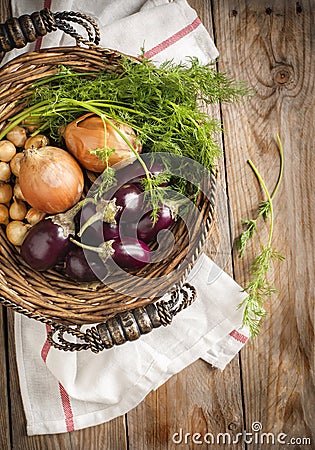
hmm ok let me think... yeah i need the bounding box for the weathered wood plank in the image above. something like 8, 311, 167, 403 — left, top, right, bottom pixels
127, 1, 245, 449
212, 0, 315, 446
127, 361, 245, 450
0, 0, 10, 20
0, 308, 11, 450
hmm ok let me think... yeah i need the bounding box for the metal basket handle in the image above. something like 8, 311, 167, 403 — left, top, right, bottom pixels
0, 282, 197, 353
0, 8, 100, 54
46, 283, 197, 353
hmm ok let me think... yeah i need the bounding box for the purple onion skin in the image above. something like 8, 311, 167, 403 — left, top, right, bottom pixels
137, 206, 174, 243
65, 247, 107, 282
20, 219, 71, 271
111, 237, 151, 270
112, 184, 143, 221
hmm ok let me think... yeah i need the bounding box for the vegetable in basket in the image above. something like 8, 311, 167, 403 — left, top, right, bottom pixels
19, 146, 84, 214
0, 140, 16, 161
110, 237, 151, 270
65, 247, 106, 282
0, 56, 247, 218
63, 113, 142, 172
21, 218, 71, 271
137, 205, 173, 243
0, 55, 248, 281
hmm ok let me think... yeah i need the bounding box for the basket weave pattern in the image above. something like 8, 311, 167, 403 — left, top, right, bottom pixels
0, 47, 216, 333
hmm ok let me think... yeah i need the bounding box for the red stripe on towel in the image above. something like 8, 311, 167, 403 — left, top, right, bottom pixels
229, 329, 248, 344
41, 324, 75, 432
143, 17, 201, 59
59, 383, 75, 432
41, 324, 52, 362
35, 0, 52, 51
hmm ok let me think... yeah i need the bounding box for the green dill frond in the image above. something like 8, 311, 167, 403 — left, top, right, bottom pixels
90, 147, 115, 163
0, 54, 250, 239
4, 56, 248, 175
237, 137, 285, 337
258, 200, 271, 220
237, 219, 257, 258
93, 168, 116, 199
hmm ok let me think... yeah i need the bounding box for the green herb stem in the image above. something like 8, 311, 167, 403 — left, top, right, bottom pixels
85, 100, 159, 119
247, 159, 274, 247
237, 136, 284, 337
237, 136, 284, 257
271, 133, 284, 200
0, 102, 48, 139
2, 58, 247, 213
63, 99, 155, 203
33, 71, 97, 87
97, 111, 154, 197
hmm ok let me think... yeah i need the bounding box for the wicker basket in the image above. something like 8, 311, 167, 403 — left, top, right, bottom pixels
0, 10, 216, 352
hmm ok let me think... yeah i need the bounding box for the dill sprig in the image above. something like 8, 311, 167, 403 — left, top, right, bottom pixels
237, 135, 284, 337
0, 55, 248, 216
0, 57, 248, 170
237, 134, 284, 257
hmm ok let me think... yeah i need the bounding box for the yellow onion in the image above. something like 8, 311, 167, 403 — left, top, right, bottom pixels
24, 134, 50, 149
6, 220, 31, 246
63, 113, 142, 172
19, 146, 84, 214
6, 126, 27, 147
25, 207, 46, 225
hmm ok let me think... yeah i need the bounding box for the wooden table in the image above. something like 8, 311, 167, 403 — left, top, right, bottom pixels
0, 1, 314, 448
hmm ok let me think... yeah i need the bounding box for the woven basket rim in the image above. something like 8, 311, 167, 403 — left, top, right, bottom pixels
0, 45, 217, 327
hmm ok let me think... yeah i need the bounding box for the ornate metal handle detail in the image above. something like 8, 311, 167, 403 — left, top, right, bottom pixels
0, 9, 100, 53
47, 283, 197, 353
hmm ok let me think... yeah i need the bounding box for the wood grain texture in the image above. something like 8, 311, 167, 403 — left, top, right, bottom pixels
0, 308, 10, 450
0, 0, 314, 448
127, 2, 245, 449
212, 0, 315, 446
127, 361, 245, 450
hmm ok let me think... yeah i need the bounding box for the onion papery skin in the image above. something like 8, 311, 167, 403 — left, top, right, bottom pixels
63, 113, 142, 172
19, 146, 84, 214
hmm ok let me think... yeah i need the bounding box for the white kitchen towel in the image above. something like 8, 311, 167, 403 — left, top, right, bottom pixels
15, 254, 249, 436
4, 0, 250, 436
2, 0, 219, 66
